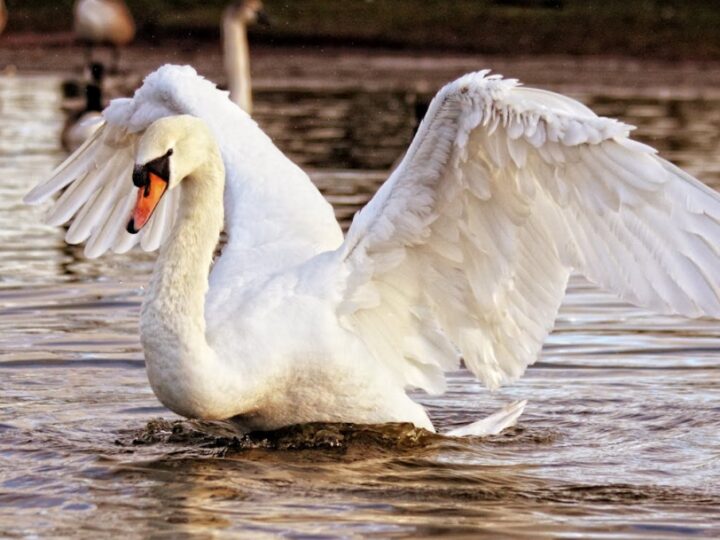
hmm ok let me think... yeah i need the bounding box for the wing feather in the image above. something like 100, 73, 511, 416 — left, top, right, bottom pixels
24, 125, 109, 205
338, 70, 720, 393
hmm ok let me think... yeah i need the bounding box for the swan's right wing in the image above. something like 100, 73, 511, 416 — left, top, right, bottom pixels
336, 71, 720, 395
24, 66, 205, 258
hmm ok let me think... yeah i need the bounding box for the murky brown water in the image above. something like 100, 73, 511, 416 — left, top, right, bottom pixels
1, 72, 719, 538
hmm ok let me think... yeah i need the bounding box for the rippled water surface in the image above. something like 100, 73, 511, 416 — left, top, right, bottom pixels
1, 72, 719, 538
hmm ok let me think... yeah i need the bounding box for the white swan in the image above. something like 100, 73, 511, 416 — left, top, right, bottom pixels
74, 0, 135, 71
25, 65, 720, 435
222, 0, 267, 113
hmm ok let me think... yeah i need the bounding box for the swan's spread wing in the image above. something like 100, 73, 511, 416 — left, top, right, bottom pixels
339, 71, 720, 393
24, 66, 211, 258
26, 120, 174, 258
27, 64, 343, 266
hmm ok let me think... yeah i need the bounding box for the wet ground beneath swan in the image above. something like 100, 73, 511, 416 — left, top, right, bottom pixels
1, 58, 720, 537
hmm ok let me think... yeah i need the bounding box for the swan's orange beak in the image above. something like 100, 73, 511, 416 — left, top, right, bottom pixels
127, 171, 167, 234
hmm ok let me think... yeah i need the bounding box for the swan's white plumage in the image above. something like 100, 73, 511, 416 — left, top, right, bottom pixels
25, 66, 720, 434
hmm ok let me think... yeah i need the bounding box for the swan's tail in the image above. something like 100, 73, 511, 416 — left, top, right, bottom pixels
446, 400, 527, 437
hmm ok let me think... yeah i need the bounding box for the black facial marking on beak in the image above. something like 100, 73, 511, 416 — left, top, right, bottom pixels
144, 148, 173, 182
132, 165, 147, 188
126, 218, 137, 234
134, 148, 173, 188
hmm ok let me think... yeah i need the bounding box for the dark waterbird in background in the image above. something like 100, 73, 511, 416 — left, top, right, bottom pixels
62, 62, 106, 152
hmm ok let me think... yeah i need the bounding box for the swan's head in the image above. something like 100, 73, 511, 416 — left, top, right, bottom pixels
225, 0, 269, 26
128, 114, 216, 234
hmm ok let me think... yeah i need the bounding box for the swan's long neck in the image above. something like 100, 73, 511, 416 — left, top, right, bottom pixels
140, 156, 228, 419
145, 171, 222, 337
223, 11, 252, 113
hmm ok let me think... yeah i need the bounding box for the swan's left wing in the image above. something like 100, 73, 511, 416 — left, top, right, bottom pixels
25, 120, 175, 258
338, 71, 720, 394
23, 65, 218, 258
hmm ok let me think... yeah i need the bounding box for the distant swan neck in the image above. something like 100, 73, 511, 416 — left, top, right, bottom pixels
223, 11, 252, 113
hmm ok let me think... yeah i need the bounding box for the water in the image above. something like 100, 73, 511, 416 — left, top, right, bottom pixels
1, 71, 719, 538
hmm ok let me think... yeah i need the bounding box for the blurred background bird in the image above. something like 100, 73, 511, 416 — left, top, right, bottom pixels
73, 0, 135, 73
61, 62, 105, 151
222, 0, 268, 113
0, 0, 7, 37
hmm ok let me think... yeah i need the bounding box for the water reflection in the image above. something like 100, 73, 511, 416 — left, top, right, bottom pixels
0, 73, 719, 537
